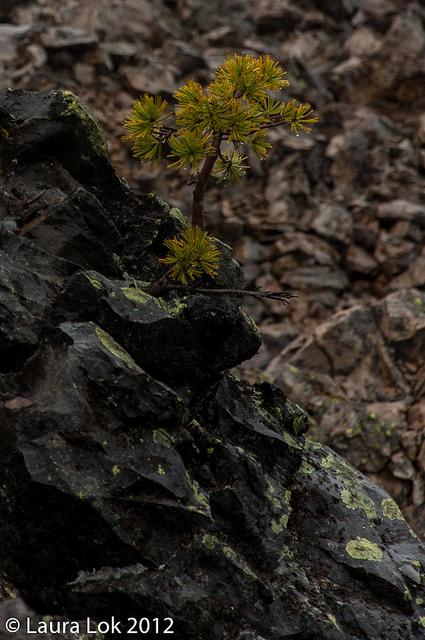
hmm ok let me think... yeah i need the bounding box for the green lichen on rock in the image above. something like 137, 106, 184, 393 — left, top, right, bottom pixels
121, 286, 188, 317
409, 526, 420, 541
345, 537, 383, 561
320, 451, 401, 527
61, 91, 109, 159
271, 514, 289, 534
305, 438, 323, 450
169, 207, 188, 226
121, 287, 152, 305
403, 588, 411, 601
320, 451, 359, 485
285, 401, 309, 435
250, 388, 273, 418
201, 534, 257, 581
292, 413, 307, 435
145, 192, 170, 213
153, 429, 173, 448
299, 459, 315, 475
85, 272, 103, 290
201, 533, 218, 551
281, 546, 294, 559
381, 497, 404, 521
265, 479, 282, 511
278, 547, 294, 563
271, 490, 292, 533
185, 474, 211, 518
341, 488, 377, 521
95, 325, 141, 372
192, 480, 210, 511
241, 310, 262, 341
420, 616, 425, 628
161, 295, 188, 316
281, 430, 303, 450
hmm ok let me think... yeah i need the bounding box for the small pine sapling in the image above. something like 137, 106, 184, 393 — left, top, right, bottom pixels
123, 53, 318, 299
160, 225, 221, 285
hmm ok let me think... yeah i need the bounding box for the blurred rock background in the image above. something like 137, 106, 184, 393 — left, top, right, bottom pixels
1, 0, 424, 537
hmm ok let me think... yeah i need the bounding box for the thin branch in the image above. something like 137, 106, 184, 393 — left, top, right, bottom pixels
163, 284, 297, 305
218, 116, 290, 141
258, 119, 292, 130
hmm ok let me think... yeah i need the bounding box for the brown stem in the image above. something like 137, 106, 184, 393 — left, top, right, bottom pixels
191, 135, 222, 228
146, 268, 175, 296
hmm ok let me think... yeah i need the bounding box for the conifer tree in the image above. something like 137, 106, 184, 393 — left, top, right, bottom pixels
123, 53, 318, 287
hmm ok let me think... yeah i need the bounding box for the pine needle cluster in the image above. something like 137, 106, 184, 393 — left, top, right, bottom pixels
123, 53, 318, 184
159, 226, 221, 285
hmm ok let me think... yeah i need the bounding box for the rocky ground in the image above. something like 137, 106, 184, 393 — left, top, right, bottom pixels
0, 0, 424, 538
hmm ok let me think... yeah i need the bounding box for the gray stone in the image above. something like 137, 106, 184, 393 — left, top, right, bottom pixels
311, 203, 353, 245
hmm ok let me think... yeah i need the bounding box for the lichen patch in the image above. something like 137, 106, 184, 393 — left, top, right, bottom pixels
345, 537, 383, 561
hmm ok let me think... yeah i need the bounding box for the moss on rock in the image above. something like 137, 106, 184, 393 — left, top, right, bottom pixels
61, 90, 109, 159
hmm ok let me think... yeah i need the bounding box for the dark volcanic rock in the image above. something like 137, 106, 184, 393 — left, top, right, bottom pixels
3, 357, 425, 639
0, 89, 260, 387
58, 265, 260, 386
1, 89, 425, 640
0, 231, 77, 374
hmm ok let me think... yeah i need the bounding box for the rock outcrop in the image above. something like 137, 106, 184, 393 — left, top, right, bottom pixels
1, 90, 425, 640
2, 0, 425, 551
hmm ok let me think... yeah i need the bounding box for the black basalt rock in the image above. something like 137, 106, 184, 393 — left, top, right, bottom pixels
0, 89, 261, 387
57, 264, 261, 386
1, 89, 424, 640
